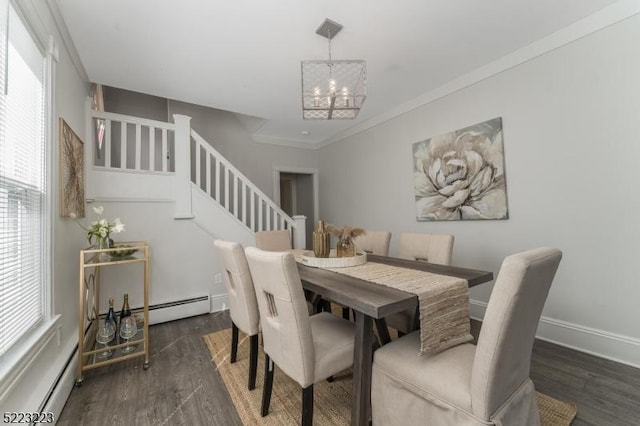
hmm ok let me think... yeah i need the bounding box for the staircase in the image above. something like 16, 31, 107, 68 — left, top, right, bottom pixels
85, 108, 306, 248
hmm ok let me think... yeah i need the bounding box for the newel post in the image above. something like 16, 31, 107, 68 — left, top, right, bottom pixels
292, 215, 307, 249
173, 114, 194, 219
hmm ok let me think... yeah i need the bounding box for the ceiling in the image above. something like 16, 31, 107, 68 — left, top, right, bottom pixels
56, 0, 618, 147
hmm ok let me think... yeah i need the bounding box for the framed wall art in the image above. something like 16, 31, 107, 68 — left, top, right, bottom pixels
412, 117, 508, 221
60, 118, 85, 217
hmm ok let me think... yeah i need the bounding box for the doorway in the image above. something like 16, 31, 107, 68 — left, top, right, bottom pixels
273, 167, 318, 249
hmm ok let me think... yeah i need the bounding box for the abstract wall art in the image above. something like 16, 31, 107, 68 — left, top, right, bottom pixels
412, 117, 508, 221
60, 118, 85, 217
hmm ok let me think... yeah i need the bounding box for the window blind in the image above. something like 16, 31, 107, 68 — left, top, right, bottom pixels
0, 4, 46, 357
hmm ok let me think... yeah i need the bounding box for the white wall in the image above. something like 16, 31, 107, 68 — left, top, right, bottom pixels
0, 0, 90, 417
318, 14, 640, 366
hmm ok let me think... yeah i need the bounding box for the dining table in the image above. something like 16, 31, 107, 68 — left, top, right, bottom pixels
296, 253, 494, 426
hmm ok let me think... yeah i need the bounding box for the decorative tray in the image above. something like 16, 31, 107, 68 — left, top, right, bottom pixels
109, 244, 138, 258
300, 250, 367, 268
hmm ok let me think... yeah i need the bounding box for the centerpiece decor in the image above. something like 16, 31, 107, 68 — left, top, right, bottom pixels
326, 224, 365, 258
312, 220, 330, 258
70, 206, 125, 260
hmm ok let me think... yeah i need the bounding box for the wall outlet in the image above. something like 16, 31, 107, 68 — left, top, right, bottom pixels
214, 273, 222, 284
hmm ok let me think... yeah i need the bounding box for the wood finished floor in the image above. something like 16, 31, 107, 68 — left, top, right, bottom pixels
58, 312, 640, 425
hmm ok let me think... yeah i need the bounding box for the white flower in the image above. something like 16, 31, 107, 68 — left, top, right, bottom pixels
69, 212, 77, 219
71, 205, 126, 245
112, 218, 125, 233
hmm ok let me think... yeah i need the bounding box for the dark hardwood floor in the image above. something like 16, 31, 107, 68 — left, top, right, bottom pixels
58, 313, 640, 425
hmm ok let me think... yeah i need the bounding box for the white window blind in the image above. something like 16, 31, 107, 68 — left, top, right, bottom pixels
0, 3, 46, 357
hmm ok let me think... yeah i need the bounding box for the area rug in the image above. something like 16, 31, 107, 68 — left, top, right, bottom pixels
203, 329, 577, 425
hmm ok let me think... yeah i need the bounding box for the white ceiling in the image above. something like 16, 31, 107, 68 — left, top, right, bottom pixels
56, 0, 618, 147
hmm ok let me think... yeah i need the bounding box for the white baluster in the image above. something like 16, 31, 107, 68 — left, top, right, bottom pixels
266, 205, 271, 230
135, 123, 141, 170
258, 199, 263, 231
215, 157, 220, 201
162, 128, 168, 172
250, 190, 255, 231
195, 142, 201, 188
242, 182, 247, 225
121, 122, 127, 169
104, 119, 111, 168
205, 152, 211, 196
149, 126, 155, 171
225, 166, 230, 210
233, 174, 239, 217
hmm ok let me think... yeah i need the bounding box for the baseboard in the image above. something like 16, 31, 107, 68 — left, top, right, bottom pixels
470, 299, 640, 369
148, 295, 211, 324
210, 293, 228, 313
41, 336, 78, 421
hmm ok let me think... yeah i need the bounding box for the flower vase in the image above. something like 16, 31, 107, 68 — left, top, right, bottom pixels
96, 236, 111, 262
336, 236, 356, 258
312, 220, 330, 258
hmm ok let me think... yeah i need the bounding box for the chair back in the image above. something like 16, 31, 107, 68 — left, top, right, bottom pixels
354, 230, 392, 256
245, 247, 314, 386
255, 230, 292, 251
397, 232, 454, 265
471, 247, 562, 420
213, 240, 260, 336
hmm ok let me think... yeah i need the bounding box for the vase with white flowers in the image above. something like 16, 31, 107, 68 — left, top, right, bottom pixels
70, 206, 125, 260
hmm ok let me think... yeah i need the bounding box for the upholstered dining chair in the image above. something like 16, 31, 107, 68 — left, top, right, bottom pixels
354, 230, 392, 256
213, 240, 260, 390
386, 232, 455, 335
372, 247, 562, 426
245, 247, 356, 426
255, 229, 292, 251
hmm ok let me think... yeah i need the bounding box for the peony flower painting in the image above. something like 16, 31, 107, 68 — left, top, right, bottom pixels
412, 117, 508, 221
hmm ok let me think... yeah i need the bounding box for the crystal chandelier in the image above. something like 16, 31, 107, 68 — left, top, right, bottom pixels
301, 19, 367, 120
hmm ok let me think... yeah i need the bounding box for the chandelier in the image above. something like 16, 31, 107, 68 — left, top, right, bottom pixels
301, 19, 367, 120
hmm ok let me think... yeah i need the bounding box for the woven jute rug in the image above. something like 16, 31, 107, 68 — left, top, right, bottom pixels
203, 328, 578, 425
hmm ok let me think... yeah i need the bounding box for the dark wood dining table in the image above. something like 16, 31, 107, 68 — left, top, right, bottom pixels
297, 254, 494, 426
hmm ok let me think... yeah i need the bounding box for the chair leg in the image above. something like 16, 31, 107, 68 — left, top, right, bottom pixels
302, 385, 314, 426
261, 354, 275, 417
230, 322, 239, 364
248, 334, 259, 390
342, 306, 350, 320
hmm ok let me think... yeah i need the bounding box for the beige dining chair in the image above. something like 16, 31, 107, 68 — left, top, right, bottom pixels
372, 247, 562, 426
245, 247, 356, 426
255, 229, 292, 251
354, 230, 392, 256
386, 232, 455, 335
213, 239, 260, 390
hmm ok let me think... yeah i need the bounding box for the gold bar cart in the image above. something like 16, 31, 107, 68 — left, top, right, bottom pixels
76, 241, 150, 385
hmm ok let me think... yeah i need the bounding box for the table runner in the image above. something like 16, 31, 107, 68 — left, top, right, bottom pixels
293, 251, 472, 355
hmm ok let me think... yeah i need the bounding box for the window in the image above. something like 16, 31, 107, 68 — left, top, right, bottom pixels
0, 2, 50, 358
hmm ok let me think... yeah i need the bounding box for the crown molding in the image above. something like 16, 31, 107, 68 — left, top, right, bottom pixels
45, 0, 89, 83
319, 0, 640, 147
251, 133, 323, 150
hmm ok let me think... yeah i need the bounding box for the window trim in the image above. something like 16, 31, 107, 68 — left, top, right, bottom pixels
0, 0, 58, 393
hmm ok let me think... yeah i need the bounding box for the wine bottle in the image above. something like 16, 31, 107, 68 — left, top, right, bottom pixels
105, 298, 118, 345
106, 298, 118, 325
120, 293, 132, 320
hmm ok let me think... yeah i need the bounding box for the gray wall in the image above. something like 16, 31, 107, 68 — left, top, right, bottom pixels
317, 14, 640, 366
